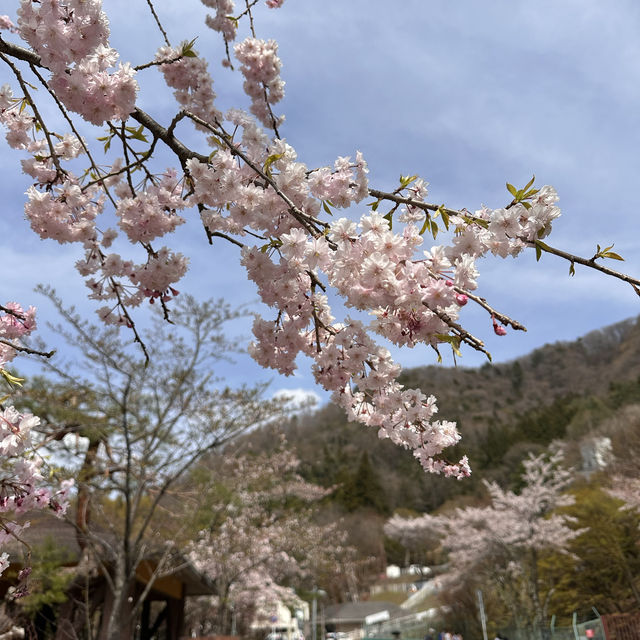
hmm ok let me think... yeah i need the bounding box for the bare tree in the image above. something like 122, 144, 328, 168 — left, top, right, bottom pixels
19, 288, 284, 640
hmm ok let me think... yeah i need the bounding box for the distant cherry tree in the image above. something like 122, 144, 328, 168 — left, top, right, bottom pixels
187, 444, 354, 637
385, 450, 579, 639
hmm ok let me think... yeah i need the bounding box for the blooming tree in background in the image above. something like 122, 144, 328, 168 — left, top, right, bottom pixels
0, 303, 72, 579
385, 450, 580, 639
187, 445, 355, 637
0, 0, 639, 488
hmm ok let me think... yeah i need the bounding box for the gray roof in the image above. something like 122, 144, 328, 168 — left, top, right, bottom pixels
2, 511, 215, 596
325, 602, 403, 624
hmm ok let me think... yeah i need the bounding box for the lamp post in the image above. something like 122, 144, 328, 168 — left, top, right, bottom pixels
311, 587, 327, 640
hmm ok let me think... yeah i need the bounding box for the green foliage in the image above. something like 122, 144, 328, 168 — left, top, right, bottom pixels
334, 451, 390, 515
19, 537, 73, 618
608, 375, 640, 408
544, 484, 640, 622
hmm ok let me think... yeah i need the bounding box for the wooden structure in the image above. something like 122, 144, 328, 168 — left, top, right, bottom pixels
602, 613, 640, 640
0, 512, 215, 639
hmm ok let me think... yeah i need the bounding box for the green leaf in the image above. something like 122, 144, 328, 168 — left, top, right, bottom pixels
399, 174, 418, 189
1, 369, 24, 387
263, 152, 284, 176
535, 239, 553, 261
523, 175, 536, 192
181, 37, 199, 57
602, 251, 624, 261
438, 206, 450, 230
435, 334, 462, 357
569, 262, 575, 276
506, 182, 518, 197
322, 201, 333, 215
430, 218, 439, 239
418, 214, 431, 236
126, 125, 148, 143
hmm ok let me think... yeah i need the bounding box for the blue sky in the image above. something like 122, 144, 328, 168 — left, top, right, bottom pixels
2, 1, 639, 406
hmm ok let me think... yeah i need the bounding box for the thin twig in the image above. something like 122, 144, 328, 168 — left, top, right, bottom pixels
368, 187, 461, 219
208, 231, 245, 248
134, 54, 182, 72
130, 108, 209, 166
455, 286, 527, 332
0, 338, 56, 358
424, 303, 491, 358
0, 304, 26, 321
143, 0, 171, 47
530, 239, 640, 293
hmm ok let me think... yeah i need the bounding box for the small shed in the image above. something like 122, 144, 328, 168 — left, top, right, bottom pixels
0, 512, 215, 640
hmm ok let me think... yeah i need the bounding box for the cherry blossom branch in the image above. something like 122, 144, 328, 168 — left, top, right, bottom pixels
368, 187, 460, 218
370, 186, 640, 294
182, 110, 326, 237
0, 338, 56, 359
0, 304, 25, 321
531, 239, 640, 294
447, 278, 527, 332
424, 304, 491, 358
0, 37, 41, 68
27, 63, 120, 209
0, 51, 66, 181
130, 108, 209, 166
133, 54, 183, 72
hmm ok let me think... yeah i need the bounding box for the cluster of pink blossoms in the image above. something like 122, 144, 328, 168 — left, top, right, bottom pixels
17, 0, 137, 125
156, 44, 222, 131
0, 0, 567, 477
0, 70, 188, 322
201, 0, 238, 42
0, 15, 17, 32
0, 304, 73, 576
200, 0, 286, 46
234, 38, 284, 128
0, 302, 36, 370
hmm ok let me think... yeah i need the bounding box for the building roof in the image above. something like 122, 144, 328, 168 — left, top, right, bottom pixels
325, 602, 403, 624
2, 510, 215, 597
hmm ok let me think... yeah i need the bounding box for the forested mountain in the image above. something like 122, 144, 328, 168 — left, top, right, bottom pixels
248, 316, 640, 515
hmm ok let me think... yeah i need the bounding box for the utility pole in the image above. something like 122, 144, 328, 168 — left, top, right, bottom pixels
477, 589, 488, 640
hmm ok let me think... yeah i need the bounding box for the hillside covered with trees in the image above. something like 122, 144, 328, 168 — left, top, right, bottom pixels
250, 315, 640, 513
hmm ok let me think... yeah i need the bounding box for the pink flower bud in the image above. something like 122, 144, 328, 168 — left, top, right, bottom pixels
455, 293, 468, 306
492, 316, 507, 336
